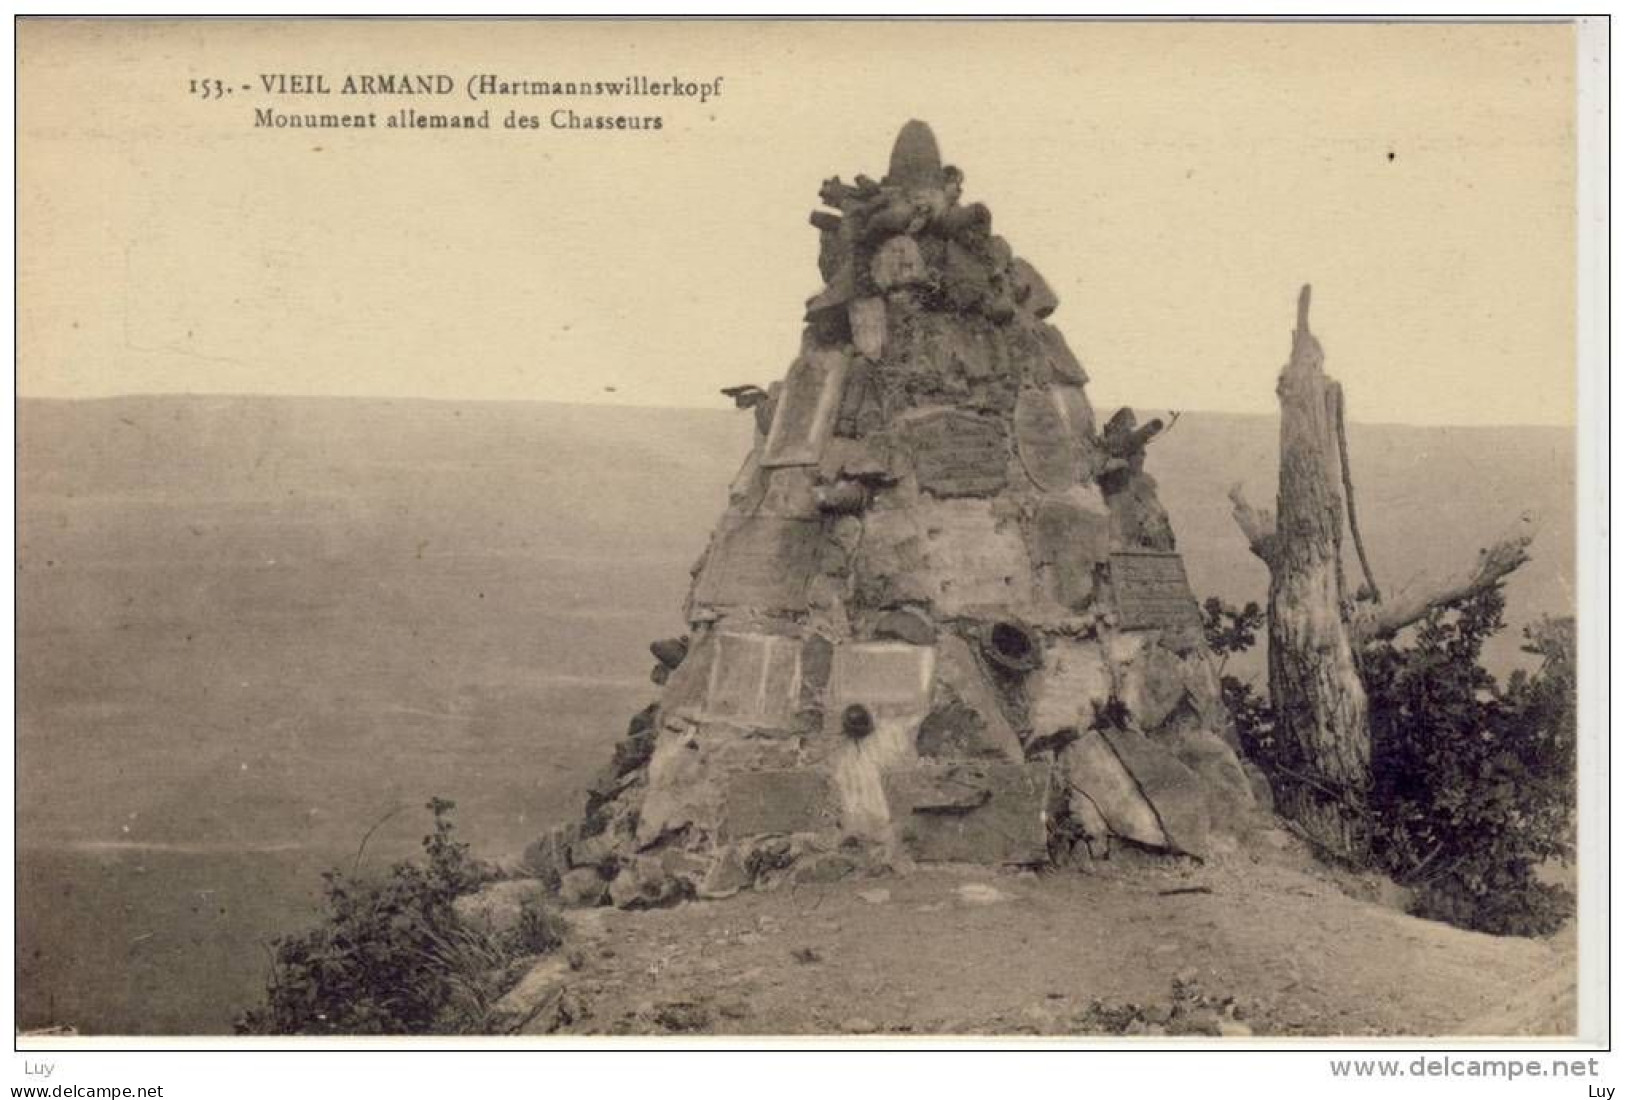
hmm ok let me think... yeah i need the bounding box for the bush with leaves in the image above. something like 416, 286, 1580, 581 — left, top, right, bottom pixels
1204, 590, 1576, 937
237, 798, 560, 1035
1363, 589, 1576, 936
1199, 597, 1275, 761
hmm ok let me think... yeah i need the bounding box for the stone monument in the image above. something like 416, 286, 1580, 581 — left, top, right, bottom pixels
538, 122, 1261, 909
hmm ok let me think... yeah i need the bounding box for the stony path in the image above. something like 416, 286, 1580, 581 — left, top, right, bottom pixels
501, 843, 1575, 1038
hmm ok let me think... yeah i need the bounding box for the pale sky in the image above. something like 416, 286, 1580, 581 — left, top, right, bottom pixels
18, 19, 1577, 426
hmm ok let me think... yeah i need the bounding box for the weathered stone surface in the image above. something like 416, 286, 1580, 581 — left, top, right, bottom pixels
884, 762, 1050, 864
762, 349, 850, 468
874, 606, 936, 646
790, 850, 861, 884
1015, 386, 1080, 492
520, 823, 578, 882
691, 516, 825, 612
804, 262, 857, 320
903, 409, 1009, 498
929, 634, 1023, 760
1038, 325, 1087, 385
1059, 730, 1166, 848
452, 879, 550, 938
698, 846, 753, 899
886, 119, 942, 187
1158, 707, 1257, 838
850, 297, 887, 360
814, 478, 868, 514
658, 630, 715, 720
1050, 381, 1095, 437
1101, 727, 1212, 856
1242, 761, 1276, 812
799, 633, 834, 706
494, 955, 572, 1029
1029, 637, 1113, 738
1030, 497, 1110, 610
834, 360, 885, 437
814, 216, 847, 284
1109, 550, 1203, 630
871, 235, 929, 290
850, 507, 935, 609
720, 768, 840, 839
703, 630, 803, 727
1117, 639, 1190, 731
635, 726, 716, 848
918, 700, 1016, 762
698, 726, 801, 774
820, 434, 895, 485
911, 497, 1036, 615
1010, 258, 1058, 318
941, 240, 994, 312
558, 867, 610, 908
608, 854, 695, 910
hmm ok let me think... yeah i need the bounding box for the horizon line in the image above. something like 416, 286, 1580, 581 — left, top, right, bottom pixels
15, 390, 1581, 433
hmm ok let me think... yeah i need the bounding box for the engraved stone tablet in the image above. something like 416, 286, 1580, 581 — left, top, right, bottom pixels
831, 641, 935, 720
720, 768, 840, 839
691, 516, 824, 610
1109, 550, 1202, 630
904, 409, 1008, 497
1015, 387, 1079, 492
762, 349, 850, 468
704, 631, 803, 726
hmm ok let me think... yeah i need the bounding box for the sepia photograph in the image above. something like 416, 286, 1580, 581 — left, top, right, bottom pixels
10, 13, 1608, 1074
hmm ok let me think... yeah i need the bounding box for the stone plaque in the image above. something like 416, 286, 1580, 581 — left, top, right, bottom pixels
1015, 387, 1079, 492
904, 409, 1008, 497
691, 516, 824, 611
720, 769, 840, 839
1109, 550, 1202, 630
762, 349, 850, 468
704, 631, 803, 726
1031, 499, 1109, 609
832, 641, 935, 720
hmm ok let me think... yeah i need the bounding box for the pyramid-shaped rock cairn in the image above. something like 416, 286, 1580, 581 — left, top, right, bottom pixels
540, 122, 1261, 909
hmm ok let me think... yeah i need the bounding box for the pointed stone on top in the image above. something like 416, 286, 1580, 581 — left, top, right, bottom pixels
886, 120, 942, 188
1296, 284, 1313, 333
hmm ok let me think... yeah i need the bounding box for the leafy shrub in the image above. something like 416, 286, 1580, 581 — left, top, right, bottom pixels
1364, 590, 1576, 935
237, 798, 554, 1035
1205, 590, 1576, 937
1200, 597, 1274, 759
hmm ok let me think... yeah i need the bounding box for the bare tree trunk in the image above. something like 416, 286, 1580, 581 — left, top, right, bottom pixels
1232, 287, 1536, 865
1252, 287, 1371, 860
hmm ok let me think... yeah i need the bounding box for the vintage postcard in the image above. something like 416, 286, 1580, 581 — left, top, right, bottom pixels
12, 15, 1606, 1070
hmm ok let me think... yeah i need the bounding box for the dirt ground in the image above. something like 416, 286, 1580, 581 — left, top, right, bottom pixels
511, 835, 1576, 1039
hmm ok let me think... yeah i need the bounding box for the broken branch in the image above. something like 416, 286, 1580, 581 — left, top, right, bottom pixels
1352, 531, 1534, 642
1228, 483, 1278, 565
